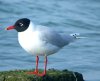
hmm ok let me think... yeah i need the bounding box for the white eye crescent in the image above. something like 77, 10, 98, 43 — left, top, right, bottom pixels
19, 23, 23, 26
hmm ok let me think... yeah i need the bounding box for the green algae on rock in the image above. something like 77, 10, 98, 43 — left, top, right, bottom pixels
0, 69, 84, 81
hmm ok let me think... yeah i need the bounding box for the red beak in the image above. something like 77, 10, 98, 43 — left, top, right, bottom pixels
5, 26, 15, 30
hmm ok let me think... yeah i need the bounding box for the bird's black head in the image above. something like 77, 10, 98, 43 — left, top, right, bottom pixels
14, 18, 30, 32
6, 18, 30, 32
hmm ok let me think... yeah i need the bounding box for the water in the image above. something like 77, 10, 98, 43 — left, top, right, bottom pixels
0, 0, 100, 81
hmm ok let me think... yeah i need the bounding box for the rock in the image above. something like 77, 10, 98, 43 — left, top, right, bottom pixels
0, 69, 84, 81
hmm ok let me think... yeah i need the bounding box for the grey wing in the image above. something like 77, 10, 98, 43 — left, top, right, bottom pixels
36, 25, 76, 47
40, 29, 69, 47
60, 33, 76, 43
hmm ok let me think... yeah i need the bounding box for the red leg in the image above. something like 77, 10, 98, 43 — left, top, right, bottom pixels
44, 56, 47, 74
38, 56, 47, 76
27, 56, 39, 75
35, 56, 39, 73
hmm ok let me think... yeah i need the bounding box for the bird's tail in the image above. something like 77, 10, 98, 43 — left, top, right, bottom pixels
70, 33, 87, 39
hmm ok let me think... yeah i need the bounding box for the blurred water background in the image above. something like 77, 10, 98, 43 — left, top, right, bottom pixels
0, 0, 100, 81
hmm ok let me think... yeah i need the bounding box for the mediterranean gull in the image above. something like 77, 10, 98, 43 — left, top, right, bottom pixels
6, 18, 80, 76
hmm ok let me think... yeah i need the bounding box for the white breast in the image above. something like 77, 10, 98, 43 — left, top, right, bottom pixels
18, 31, 41, 52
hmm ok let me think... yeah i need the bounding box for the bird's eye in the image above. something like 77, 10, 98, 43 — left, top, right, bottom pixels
19, 23, 23, 26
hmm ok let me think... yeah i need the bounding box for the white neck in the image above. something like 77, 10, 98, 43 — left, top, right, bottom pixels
25, 21, 35, 33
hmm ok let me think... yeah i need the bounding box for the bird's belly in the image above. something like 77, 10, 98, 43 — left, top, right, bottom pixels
18, 34, 60, 56
19, 40, 60, 56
